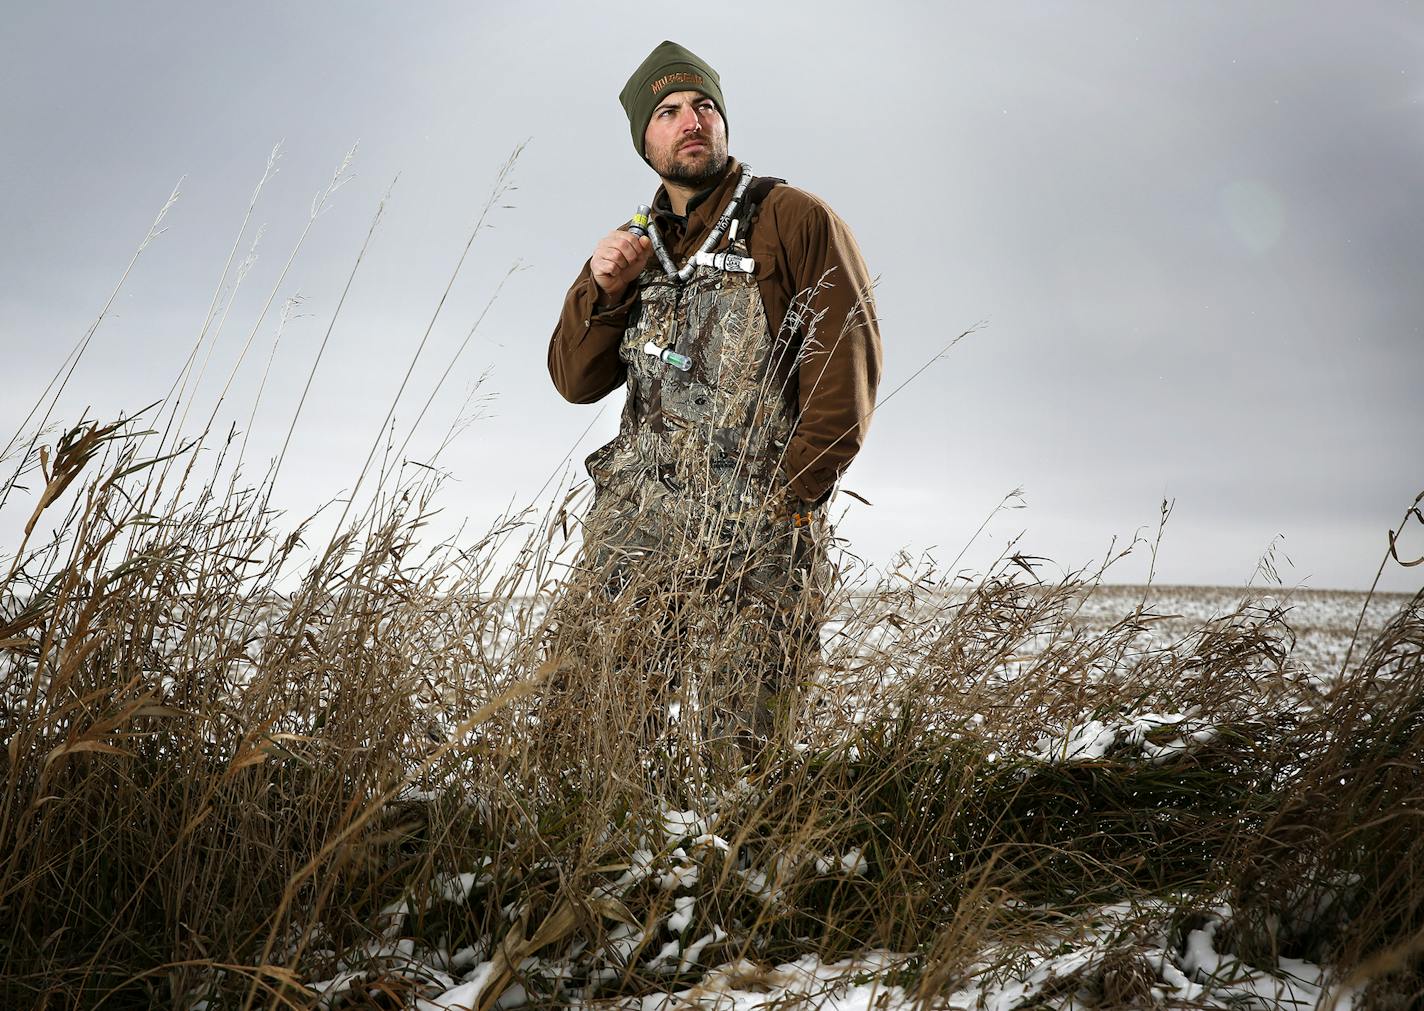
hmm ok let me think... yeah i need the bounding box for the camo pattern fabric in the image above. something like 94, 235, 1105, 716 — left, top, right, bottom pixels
580, 208, 832, 743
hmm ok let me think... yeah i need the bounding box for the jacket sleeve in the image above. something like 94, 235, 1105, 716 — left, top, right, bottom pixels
547, 260, 637, 404
777, 194, 883, 505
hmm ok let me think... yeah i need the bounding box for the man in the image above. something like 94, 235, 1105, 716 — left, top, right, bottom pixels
547, 40, 881, 757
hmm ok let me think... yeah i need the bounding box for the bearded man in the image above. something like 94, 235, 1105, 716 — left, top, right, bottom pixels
547, 40, 882, 756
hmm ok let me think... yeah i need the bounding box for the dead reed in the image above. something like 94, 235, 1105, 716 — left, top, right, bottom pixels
1, 413, 1419, 1008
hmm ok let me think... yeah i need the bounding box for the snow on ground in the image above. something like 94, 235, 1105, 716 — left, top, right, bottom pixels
1028, 709, 1219, 764
293, 790, 1371, 1010
304, 903, 1360, 1010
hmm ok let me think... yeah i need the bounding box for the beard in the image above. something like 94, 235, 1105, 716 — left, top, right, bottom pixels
651, 136, 728, 187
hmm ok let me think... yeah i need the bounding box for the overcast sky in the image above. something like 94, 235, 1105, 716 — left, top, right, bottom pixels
3, 2, 1421, 592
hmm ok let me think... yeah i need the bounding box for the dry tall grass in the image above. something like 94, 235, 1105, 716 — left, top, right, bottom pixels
1, 412, 1419, 1008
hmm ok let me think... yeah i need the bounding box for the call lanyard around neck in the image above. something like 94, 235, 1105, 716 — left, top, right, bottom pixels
645, 164, 753, 284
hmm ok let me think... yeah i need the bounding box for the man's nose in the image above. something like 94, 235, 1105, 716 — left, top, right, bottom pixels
679, 107, 703, 133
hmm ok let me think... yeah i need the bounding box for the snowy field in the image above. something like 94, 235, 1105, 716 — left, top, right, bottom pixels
1065, 585, 1412, 678
299, 843, 1368, 1011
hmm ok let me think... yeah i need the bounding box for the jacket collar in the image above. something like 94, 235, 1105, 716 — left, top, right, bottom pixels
650, 156, 742, 255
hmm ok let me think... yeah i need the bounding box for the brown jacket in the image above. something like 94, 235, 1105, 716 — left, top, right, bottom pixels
547, 158, 882, 504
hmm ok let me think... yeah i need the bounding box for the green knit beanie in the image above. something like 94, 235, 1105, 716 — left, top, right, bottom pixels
618, 40, 727, 159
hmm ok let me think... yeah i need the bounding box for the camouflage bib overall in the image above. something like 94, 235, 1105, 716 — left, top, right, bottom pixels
580, 178, 831, 744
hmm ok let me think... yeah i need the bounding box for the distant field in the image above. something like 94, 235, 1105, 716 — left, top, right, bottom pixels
1070, 584, 1416, 675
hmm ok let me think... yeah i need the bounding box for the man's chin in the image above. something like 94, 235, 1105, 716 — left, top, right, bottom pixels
665, 152, 728, 186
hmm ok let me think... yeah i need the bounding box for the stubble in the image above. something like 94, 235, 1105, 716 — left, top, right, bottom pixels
652, 136, 729, 188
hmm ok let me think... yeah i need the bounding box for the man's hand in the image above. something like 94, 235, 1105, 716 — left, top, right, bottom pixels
768, 494, 817, 529
591, 230, 653, 305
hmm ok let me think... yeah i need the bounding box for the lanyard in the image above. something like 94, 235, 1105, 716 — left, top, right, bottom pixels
645, 164, 754, 283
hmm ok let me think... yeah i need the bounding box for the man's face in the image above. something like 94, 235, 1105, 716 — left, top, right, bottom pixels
644, 90, 728, 187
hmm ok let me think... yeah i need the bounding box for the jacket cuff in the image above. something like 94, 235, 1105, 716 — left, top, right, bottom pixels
784, 440, 836, 506
582, 274, 637, 328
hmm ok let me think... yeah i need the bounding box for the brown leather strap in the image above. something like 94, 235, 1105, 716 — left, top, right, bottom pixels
740, 175, 785, 243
